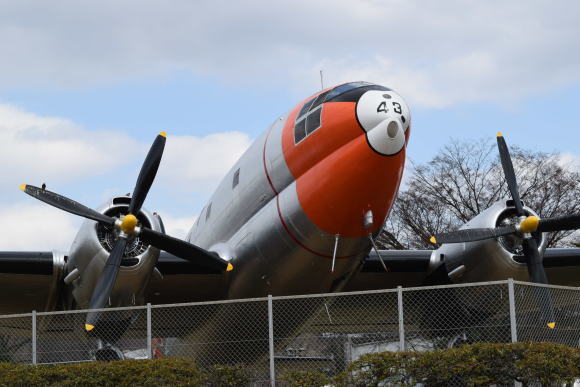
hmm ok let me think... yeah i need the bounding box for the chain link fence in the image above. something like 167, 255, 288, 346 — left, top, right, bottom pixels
0, 279, 577, 384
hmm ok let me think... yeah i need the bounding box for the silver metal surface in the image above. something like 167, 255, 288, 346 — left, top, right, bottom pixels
508, 278, 518, 343
435, 200, 548, 284
397, 286, 405, 351
363, 210, 374, 230
63, 268, 80, 285
331, 234, 339, 272
268, 295, 275, 386
65, 197, 162, 310
32, 310, 36, 365
369, 235, 388, 271
146, 303, 152, 359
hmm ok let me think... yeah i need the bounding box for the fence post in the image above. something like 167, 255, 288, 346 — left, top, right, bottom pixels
508, 278, 518, 343
268, 295, 276, 386
32, 310, 37, 365
397, 286, 405, 351
147, 303, 152, 359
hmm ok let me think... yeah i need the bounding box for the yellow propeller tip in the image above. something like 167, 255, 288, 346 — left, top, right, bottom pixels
429, 236, 437, 244
19, 184, 26, 192
547, 322, 556, 329
497, 132, 503, 137
85, 324, 95, 332
159, 131, 167, 137
226, 263, 234, 272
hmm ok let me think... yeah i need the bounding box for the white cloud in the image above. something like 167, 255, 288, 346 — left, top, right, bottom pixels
0, 102, 251, 251
0, 103, 142, 187
1, 1, 580, 107
0, 204, 194, 251
0, 202, 80, 251
157, 132, 252, 193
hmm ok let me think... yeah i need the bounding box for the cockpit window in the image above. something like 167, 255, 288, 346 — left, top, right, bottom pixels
325, 81, 372, 100
325, 82, 391, 103
294, 92, 328, 143
293, 82, 392, 144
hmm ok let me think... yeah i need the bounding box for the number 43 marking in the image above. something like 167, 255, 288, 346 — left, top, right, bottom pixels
377, 101, 402, 114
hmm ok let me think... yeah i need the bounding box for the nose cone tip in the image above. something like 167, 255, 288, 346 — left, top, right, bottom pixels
386, 120, 400, 139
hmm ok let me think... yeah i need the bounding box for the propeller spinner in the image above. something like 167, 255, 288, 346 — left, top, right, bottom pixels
430, 133, 580, 329
21, 132, 233, 332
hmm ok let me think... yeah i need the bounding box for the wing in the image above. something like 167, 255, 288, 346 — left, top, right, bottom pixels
346, 248, 580, 291
345, 250, 434, 291
541, 248, 580, 287
0, 251, 64, 314
144, 251, 229, 304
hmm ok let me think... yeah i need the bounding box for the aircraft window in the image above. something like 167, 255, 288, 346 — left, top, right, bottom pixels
295, 106, 323, 143
206, 203, 212, 221
294, 91, 329, 143
297, 98, 315, 119
325, 82, 391, 103
305, 105, 322, 135
232, 168, 240, 189
294, 117, 307, 143
309, 90, 331, 111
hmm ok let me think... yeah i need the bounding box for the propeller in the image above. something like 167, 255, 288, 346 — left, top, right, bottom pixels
429, 133, 580, 329
21, 132, 233, 332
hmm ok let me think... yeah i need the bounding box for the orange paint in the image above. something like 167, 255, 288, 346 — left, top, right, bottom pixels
282, 98, 406, 238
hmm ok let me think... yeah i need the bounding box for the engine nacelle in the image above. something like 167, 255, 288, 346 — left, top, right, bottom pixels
432, 199, 547, 283
64, 195, 163, 309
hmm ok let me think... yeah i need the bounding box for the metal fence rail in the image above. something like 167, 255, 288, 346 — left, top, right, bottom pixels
0, 279, 577, 384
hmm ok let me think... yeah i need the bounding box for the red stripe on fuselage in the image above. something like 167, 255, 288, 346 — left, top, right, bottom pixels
262, 124, 279, 195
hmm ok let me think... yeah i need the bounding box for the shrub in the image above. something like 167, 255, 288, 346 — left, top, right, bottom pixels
279, 370, 330, 386
0, 343, 576, 386
513, 342, 580, 385
203, 364, 250, 386
0, 358, 206, 386
335, 351, 416, 386
339, 342, 580, 386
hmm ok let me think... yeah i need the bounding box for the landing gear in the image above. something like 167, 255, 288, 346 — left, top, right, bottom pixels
92, 339, 124, 361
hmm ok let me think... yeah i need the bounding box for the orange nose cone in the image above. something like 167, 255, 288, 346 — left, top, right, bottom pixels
282, 100, 406, 238
296, 135, 405, 237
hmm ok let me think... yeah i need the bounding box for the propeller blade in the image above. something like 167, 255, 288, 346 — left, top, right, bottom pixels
431, 225, 516, 244
496, 133, 525, 216
128, 132, 166, 214
521, 237, 556, 329
537, 214, 580, 233
85, 238, 128, 331
20, 184, 115, 226
138, 227, 232, 272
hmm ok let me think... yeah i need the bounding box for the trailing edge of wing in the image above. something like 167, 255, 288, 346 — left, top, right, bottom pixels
362, 250, 432, 273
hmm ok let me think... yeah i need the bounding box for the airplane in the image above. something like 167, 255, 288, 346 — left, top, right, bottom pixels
2, 81, 580, 360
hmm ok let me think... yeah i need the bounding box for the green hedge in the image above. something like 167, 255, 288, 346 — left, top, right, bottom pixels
336, 342, 580, 386
0, 358, 216, 386
0, 343, 577, 386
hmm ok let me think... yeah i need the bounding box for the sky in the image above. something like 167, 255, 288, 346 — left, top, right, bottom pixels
1, 0, 580, 250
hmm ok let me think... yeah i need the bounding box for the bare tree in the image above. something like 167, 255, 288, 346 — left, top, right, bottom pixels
378, 139, 580, 249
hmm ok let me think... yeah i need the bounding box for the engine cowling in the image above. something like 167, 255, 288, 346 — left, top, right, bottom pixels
64, 195, 163, 309
432, 199, 547, 283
